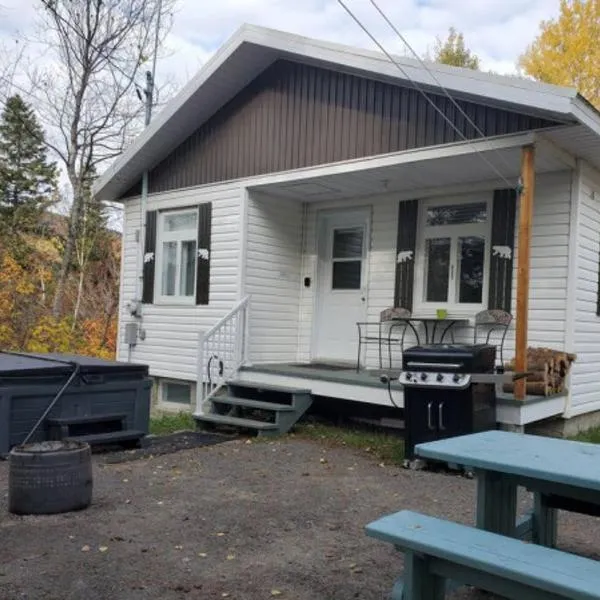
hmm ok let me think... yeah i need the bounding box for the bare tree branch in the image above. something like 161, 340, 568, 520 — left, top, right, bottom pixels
25, 0, 175, 316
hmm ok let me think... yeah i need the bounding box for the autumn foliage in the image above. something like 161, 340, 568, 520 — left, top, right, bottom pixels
0, 231, 119, 360
520, 0, 600, 110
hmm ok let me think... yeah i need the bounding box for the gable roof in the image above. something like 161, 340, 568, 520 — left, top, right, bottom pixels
94, 23, 600, 202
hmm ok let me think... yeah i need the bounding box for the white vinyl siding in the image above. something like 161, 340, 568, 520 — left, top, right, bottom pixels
117, 169, 573, 384
571, 163, 600, 412
298, 172, 572, 368
244, 191, 303, 363
117, 181, 243, 379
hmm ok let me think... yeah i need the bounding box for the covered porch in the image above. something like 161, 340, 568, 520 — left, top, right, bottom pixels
240, 130, 572, 416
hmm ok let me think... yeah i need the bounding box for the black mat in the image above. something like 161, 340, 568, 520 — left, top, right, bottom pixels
101, 431, 234, 464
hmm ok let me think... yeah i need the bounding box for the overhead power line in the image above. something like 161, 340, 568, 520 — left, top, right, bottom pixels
368, 0, 516, 176
335, 0, 517, 190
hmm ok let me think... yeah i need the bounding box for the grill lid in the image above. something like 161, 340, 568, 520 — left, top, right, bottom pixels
402, 343, 496, 373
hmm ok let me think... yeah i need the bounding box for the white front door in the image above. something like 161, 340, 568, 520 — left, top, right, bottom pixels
313, 209, 370, 362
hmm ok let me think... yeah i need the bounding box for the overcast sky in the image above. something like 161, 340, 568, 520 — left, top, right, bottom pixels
2, 0, 559, 92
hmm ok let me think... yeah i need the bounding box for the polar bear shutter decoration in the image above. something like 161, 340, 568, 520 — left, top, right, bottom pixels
394, 199, 418, 311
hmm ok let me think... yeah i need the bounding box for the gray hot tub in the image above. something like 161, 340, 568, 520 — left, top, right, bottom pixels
0, 352, 151, 454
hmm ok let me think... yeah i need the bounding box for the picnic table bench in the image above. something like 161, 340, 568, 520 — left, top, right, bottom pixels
366, 510, 600, 600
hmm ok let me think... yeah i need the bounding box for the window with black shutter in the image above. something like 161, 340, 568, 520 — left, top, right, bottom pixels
147, 202, 212, 305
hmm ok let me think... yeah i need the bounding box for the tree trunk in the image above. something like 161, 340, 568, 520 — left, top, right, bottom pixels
72, 267, 85, 331
52, 181, 82, 317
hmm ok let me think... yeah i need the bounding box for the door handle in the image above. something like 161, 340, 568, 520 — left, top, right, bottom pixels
438, 402, 446, 431
427, 402, 434, 430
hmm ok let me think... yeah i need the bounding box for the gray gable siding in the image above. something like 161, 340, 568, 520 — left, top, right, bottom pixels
122, 60, 560, 198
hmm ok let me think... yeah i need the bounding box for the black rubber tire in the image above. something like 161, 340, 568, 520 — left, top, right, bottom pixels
8, 441, 93, 515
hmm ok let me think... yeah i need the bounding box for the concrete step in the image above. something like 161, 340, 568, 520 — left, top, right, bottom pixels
212, 396, 295, 412
194, 413, 278, 431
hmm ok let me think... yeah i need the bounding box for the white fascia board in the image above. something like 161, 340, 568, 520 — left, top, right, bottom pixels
570, 96, 600, 138
93, 25, 261, 201
247, 131, 536, 190
241, 25, 577, 116
94, 24, 583, 202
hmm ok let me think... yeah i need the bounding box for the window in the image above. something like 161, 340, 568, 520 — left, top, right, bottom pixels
415, 197, 491, 313
156, 209, 198, 303
160, 380, 193, 407
331, 227, 364, 290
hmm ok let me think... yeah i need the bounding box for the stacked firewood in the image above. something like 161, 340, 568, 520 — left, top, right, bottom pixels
503, 347, 576, 396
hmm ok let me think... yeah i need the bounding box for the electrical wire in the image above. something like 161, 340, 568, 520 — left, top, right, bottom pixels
335, 0, 517, 190
368, 0, 517, 177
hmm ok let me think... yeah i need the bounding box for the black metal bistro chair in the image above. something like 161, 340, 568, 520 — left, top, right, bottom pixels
473, 309, 513, 370
356, 307, 415, 371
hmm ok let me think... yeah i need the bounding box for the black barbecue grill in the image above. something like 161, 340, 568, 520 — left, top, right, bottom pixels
399, 344, 497, 461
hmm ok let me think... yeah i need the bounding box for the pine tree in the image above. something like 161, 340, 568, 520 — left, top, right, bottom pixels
431, 27, 480, 70
0, 95, 58, 235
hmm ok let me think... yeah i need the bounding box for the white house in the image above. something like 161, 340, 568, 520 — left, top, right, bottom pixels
94, 24, 600, 434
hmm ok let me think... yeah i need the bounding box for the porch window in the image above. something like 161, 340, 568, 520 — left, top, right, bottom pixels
331, 227, 364, 290
415, 197, 491, 314
156, 208, 198, 303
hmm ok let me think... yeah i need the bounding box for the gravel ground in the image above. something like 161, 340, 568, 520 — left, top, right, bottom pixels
0, 435, 599, 600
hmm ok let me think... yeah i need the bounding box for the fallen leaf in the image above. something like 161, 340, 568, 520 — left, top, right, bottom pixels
216, 532, 226, 537
157, 501, 164, 506
81, 545, 91, 552
175, 545, 183, 550
99, 546, 108, 553
125, 499, 132, 505
226, 554, 235, 560
319, 458, 327, 464
222, 594, 229, 598
122, 479, 129, 483
271, 590, 283, 596
198, 553, 208, 558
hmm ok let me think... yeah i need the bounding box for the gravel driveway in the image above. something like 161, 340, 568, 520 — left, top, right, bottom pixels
0, 434, 598, 600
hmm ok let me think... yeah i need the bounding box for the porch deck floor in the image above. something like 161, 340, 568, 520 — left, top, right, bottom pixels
240, 362, 403, 390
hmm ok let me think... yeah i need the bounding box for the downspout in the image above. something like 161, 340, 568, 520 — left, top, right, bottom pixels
130, 3, 162, 362
563, 161, 581, 417
130, 71, 154, 362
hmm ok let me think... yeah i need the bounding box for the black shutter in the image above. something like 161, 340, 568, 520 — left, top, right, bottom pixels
142, 210, 157, 304
488, 188, 517, 313
196, 202, 212, 305
394, 199, 418, 311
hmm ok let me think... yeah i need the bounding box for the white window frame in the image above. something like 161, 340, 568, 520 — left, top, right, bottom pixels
155, 207, 199, 305
413, 193, 493, 317
158, 379, 195, 412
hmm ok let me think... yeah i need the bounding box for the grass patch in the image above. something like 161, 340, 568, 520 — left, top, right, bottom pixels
150, 411, 196, 435
292, 419, 404, 465
571, 426, 600, 444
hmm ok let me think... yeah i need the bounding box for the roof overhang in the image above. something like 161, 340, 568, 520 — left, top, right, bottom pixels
93, 24, 600, 203
246, 131, 572, 202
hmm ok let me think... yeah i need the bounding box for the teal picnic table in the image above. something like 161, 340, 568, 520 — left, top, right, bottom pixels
415, 430, 600, 549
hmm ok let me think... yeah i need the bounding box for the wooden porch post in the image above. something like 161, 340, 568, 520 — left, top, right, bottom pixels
514, 145, 535, 400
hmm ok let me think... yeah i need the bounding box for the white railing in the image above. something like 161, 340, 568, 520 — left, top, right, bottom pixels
196, 295, 251, 414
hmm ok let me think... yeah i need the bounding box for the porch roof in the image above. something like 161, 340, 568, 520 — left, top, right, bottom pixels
93, 24, 600, 203
246, 131, 571, 201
